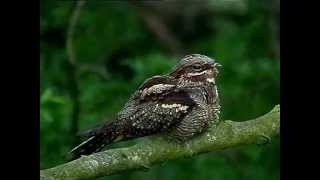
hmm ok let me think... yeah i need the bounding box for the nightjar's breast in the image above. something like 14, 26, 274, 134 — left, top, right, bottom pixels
197, 83, 221, 125
166, 82, 220, 141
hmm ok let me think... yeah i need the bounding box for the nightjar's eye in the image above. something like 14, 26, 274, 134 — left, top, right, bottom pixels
192, 64, 202, 71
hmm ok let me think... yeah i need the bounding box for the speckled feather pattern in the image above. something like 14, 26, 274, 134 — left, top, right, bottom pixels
70, 54, 221, 159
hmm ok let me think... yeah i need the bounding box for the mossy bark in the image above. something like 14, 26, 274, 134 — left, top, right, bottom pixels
41, 105, 280, 180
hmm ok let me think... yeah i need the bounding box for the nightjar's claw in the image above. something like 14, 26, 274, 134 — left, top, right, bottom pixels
257, 134, 271, 146
141, 164, 152, 171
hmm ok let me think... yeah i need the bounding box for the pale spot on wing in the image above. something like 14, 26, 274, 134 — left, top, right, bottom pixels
141, 84, 175, 99
161, 103, 181, 108
161, 103, 189, 112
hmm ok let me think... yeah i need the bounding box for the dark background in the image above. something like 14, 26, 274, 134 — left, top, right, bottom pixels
40, 0, 279, 179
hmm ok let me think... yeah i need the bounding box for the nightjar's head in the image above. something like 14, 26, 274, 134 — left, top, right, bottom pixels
169, 54, 222, 84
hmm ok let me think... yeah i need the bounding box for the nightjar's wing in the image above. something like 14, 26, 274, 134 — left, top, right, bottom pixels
117, 75, 176, 120
116, 75, 196, 139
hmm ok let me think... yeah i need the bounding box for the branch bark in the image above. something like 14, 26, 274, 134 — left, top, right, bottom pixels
41, 105, 280, 180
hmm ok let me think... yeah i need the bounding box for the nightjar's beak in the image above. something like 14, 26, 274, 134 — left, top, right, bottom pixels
208, 62, 221, 80
214, 62, 222, 68
208, 61, 222, 69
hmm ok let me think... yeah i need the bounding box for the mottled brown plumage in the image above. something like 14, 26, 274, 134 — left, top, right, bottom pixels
70, 54, 221, 159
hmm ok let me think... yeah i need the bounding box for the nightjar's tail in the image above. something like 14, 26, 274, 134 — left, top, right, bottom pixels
69, 121, 120, 160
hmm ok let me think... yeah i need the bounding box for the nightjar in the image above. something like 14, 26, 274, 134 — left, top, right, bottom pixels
70, 54, 222, 159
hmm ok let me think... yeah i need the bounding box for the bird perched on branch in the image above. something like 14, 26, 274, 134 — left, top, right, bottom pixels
70, 54, 222, 160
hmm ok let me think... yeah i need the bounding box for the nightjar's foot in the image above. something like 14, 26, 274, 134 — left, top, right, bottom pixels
256, 134, 271, 145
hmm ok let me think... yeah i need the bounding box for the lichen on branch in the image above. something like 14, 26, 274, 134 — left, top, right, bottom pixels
40, 105, 280, 180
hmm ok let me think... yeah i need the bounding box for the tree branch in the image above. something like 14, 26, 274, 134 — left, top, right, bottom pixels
130, 2, 185, 57
66, 0, 85, 146
66, 0, 109, 80
41, 105, 280, 180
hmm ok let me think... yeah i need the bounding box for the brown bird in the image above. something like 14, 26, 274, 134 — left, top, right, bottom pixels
70, 54, 222, 160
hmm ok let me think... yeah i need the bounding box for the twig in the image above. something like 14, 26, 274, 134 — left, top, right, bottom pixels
129, 2, 185, 57
66, 0, 86, 146
66, 0, 86, 66
66, 0, 109, 80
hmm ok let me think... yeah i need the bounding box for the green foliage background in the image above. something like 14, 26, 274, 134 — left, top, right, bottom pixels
40, 1, 279, 180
